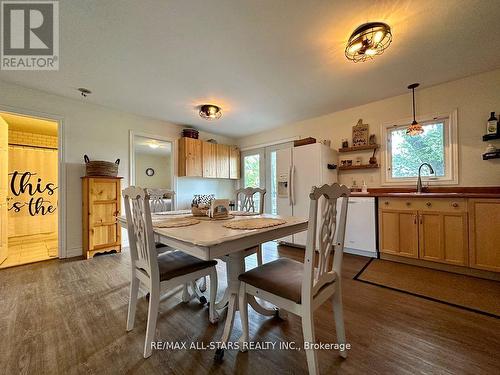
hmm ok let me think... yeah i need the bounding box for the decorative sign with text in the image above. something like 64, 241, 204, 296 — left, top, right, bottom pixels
7, 171, 58, 216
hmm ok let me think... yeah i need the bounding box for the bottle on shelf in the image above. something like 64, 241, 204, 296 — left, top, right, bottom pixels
487, 112, 498, 135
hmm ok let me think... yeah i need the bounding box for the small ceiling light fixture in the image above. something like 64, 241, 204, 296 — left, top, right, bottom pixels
77, 87, 92, 97
345, 22, 392, 62
148, 142, 160, 149
406, 83, 423, 136
199, 104, 222, 121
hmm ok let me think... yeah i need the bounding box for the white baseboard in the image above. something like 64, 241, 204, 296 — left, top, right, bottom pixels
344, 247, 377, 258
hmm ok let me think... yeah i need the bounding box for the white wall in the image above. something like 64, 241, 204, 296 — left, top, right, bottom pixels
0, 80, 237, 258
237, 69, 500, 187
135, 152, 171, 189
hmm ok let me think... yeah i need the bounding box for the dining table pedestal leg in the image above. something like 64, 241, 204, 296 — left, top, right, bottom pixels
215, 251, 246, 361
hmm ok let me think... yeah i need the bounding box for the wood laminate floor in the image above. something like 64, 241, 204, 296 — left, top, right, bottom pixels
0, 243, 499, 375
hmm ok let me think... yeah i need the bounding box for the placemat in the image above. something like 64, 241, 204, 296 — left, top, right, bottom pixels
223, 218, 286, 230
230, 211, 259, 216
197, 214, 235, 221
154, 210, 192, 216
153, 217, 200, 228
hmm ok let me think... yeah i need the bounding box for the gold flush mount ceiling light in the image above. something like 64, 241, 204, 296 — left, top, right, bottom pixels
199, 104, 222, 121
345, 22, 392, 62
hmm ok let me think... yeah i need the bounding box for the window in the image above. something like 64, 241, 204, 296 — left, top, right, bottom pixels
243, 154, 260, 188
383, 111, 458, 185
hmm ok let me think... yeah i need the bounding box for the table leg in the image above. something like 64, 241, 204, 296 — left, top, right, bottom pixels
215, 251, 246, 361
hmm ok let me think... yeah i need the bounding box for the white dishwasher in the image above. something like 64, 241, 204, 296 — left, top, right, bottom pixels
338, 197, 377, 258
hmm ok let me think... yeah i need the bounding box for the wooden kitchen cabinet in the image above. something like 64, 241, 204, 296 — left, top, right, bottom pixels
419, 211, 468, 266
379, 198, 469, 265
216, 144, 230, 178
82, 177, 122, 259
179, 137, 240, 179
468, 199, 500, 272
178, 137, 202, 177
379, 209, 419, 258
229, 146, 240, 179
202, 142, 217, 178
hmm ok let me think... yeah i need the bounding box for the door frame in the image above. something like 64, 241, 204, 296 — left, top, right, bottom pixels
0, 104, 67, 259
129, 130, 178, 208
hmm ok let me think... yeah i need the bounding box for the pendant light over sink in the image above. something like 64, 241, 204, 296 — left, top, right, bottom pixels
406, 83, 424, 136
199, 104, 222, 120
345, 22, 392, 62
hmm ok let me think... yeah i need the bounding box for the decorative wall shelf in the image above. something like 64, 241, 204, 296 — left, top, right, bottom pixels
482, 133, 500, 141
338, 144, 380, 153
482, 151, 500, 160
338, 164, 380, 171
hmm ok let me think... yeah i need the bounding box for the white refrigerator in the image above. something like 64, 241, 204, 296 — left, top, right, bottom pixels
276, 143, 338, 247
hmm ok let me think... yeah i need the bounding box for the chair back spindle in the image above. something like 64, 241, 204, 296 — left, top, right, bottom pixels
123, 186, 159, 281
147, 188, 175, 212
302, 183, 350, 302
235, 187, 266, 214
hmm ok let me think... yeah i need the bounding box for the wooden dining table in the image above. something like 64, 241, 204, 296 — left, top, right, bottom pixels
119, 210, 308, 350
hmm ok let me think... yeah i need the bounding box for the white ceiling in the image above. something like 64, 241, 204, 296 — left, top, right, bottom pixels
1, 0, 500, 138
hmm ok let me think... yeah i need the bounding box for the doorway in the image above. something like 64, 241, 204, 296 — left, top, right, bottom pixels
129, 131, 176, 209
0, 112, 59, 268
241, 142, 293, 214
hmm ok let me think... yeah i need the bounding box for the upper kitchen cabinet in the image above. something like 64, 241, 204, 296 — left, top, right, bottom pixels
178, 138, 240, 179
202, 141, 217, 178
229, 146, 240, 179
216, 144, 230, 179
468, 199, 500, 272
178, 137, 202, 177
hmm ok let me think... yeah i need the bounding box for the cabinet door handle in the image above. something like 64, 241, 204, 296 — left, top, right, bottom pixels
414, 215, 417, 224
451, 202, 459, 208
384, 201, 389, 205
406, 201, 411, 206
426, 202, 432, 207
420, 216, 423, 224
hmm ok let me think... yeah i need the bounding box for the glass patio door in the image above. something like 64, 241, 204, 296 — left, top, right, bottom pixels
241, 142, 292, 214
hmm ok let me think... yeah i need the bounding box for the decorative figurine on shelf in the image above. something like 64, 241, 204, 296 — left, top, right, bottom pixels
355, 157, 362, 166
369, 134, 377, 145
352, 119, 369, 147
369, 149, 378, 165
342, 138, 349, 148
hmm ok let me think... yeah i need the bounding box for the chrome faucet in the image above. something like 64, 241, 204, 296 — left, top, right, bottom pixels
417, 163, 435, 193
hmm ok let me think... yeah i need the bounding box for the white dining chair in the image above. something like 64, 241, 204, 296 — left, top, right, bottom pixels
147, 188, 175, 212
237, 183, 350, 374
123, 186, 219, 358
145, 188, 199, 296
235, 187, 266, 266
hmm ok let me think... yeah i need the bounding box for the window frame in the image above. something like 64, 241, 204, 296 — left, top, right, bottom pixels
381, 109, 458, 186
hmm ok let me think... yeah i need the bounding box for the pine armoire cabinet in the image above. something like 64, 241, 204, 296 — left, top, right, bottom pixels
82, 177, 122, 259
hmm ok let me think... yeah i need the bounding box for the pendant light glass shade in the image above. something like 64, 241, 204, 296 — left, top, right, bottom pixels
406, 83, 423, 136
345, 22, 392, 62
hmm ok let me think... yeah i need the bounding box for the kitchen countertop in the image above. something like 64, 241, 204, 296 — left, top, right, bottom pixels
348, 187, 500, 199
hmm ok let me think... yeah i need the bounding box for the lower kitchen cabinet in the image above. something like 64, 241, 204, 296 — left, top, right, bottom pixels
379, 209, 419, 258
468, 199, 500, 272
379, 198, 469, 266
419, 211, 468, 266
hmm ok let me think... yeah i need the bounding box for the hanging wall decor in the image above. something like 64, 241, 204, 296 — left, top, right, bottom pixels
352, 119, 369, 146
